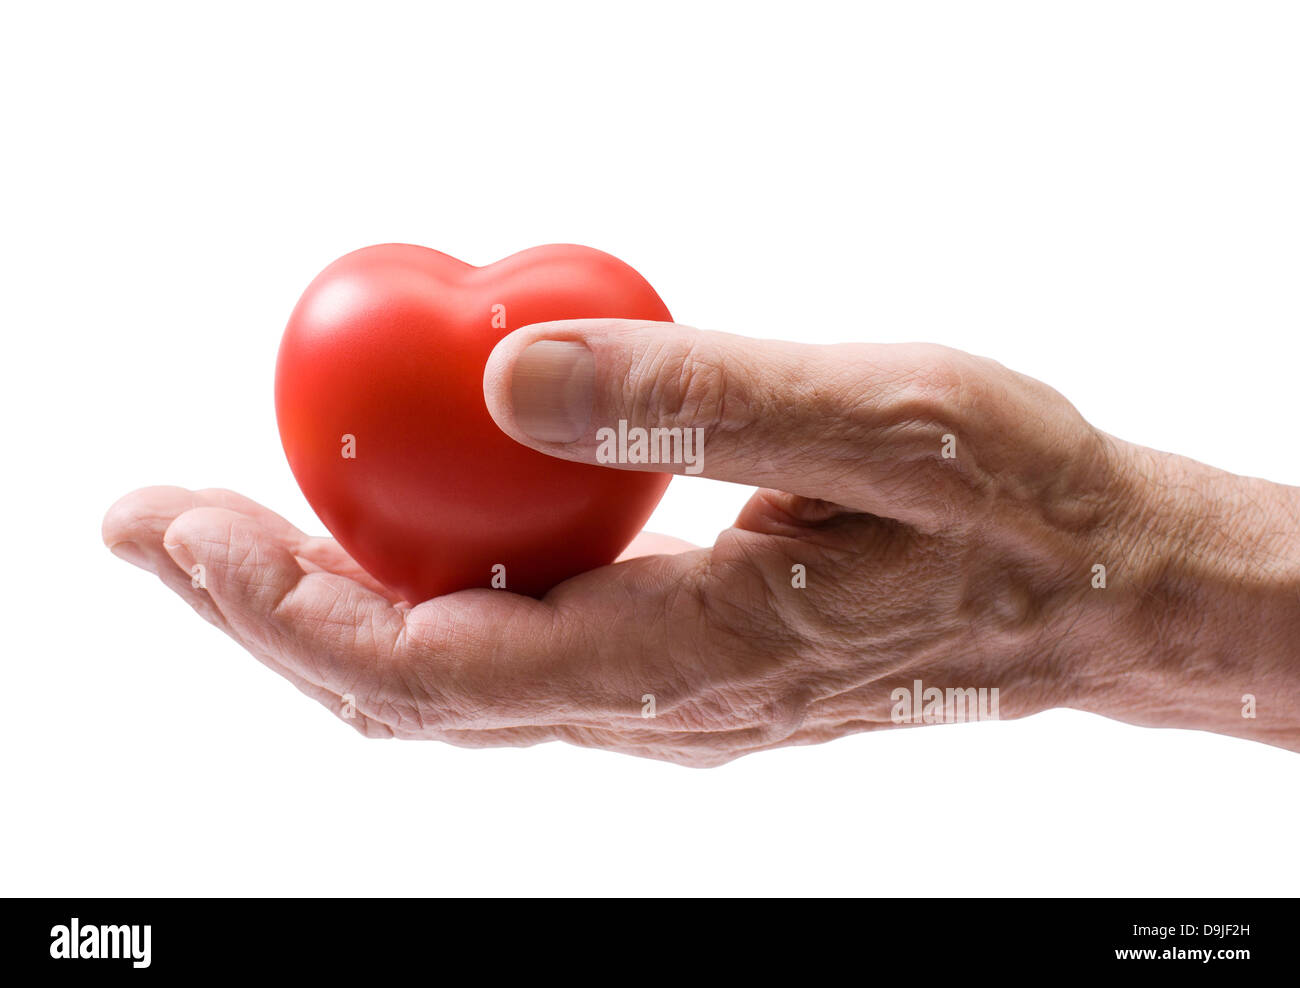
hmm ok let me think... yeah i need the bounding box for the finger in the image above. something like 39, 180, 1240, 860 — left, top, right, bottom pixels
480, 319, 936, 518
290, 535, 405, 602
161, 506, 405, 702
104, 485, 304, 553
104, 490, 397, 735
103, 486, 400, 600
483, 320, 1100, 528
736, 718, 890, 761
173, 491, 390, 594
616, 531, 697, 560
103, 486, 245, 632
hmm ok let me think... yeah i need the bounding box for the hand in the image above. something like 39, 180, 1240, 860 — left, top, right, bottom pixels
103, 321, 1300, 765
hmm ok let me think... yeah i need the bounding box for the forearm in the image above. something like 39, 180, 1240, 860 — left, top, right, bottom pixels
1071, 440, 1300, 749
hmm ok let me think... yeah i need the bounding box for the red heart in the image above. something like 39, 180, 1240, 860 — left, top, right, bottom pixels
275, 244, 673, 602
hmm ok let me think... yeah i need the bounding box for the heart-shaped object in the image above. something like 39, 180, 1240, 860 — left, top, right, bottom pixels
275, 243, 673, 602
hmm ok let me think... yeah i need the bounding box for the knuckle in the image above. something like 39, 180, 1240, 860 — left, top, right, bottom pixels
888, 348, 973, 431
632, 339, 737, 435
355, 715, 396, 740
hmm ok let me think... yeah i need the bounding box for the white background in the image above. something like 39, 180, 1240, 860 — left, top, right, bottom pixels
2, 1, 1297, 896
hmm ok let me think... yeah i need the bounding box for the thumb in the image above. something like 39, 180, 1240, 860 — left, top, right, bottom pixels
482, 318, 983, 525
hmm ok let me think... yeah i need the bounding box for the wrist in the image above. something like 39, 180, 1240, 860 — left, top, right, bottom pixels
1071, 438, 1300, 749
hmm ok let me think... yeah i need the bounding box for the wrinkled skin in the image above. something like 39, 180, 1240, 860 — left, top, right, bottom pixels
103, 321, 1300, 765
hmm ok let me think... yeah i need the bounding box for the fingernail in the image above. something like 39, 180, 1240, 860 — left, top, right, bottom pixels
510, 340, 595, 443
109, 541, 153, 572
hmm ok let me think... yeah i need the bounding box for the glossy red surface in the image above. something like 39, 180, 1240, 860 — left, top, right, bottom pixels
276, 243, 673, 601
